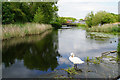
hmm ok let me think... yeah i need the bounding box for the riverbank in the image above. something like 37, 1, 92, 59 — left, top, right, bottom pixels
2, 30, 52, 48
2, 23, 52, 40
86, 24, 120, 34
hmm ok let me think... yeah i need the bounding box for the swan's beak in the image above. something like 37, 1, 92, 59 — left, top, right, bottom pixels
71, 55, 74, 58
70, 52, 74, 58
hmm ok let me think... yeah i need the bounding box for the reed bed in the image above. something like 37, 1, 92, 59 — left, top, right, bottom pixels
86, 24, 120, 33
2, 23, 52, 40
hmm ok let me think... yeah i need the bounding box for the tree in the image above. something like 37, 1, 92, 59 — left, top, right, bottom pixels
85, 11, 94, 27
85, 11, 118, 27
2, 2, 15, 24
2, 2, 58, 24
34, 7, 44, 23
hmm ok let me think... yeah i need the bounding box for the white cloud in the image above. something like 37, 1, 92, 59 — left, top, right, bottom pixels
58, 0, 119, 3
57, 0, 118, 19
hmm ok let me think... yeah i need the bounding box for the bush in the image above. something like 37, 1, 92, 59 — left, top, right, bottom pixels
85, 11, 118, 27
50, 22, 62, 29
76, 23, 86, 27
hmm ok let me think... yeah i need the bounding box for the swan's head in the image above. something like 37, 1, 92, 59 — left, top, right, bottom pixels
70, 52, 74, 58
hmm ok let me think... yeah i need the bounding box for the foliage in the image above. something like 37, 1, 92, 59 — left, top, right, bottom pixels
2, 3, 15, 24
85, 11, 94, 27
79, 19, 83, 21
34, 7, 44, 23
2, 2, 58, 24
2, 23, 52, 40
50, 22, 62, 29
86, 24, 119, 33
85, 56, 101, 64
56, 17, 67, 24
64, 67, 78, 75
117, 42, 120, 53
119, 14, 120, 22
85, 11, 118, 27
59, 17, 77, 23
76, 23, 86, 27
92, 57, 100, 64
115, 56, 120, 62
86, 56, 90, 62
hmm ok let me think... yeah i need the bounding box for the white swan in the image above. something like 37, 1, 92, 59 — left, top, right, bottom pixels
69, 52, 84, 64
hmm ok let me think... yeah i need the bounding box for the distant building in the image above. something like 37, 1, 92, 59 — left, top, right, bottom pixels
66, 20, 72, 23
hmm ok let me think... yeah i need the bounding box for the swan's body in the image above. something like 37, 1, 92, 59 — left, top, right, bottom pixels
69, 53, 84, 64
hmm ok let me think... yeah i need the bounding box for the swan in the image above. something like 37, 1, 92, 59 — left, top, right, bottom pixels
69, 52, 84, 70
69, 52, 84, 64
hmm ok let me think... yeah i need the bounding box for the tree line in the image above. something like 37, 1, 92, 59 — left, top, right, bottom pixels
85, 11, 119, 27
2, 2, 58, 24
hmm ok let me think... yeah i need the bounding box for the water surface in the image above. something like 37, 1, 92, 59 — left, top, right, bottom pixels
2, 28, 118, 78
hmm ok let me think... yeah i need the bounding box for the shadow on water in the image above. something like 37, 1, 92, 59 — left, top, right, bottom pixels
2, 30, 61, 72
116, 37, 120, 79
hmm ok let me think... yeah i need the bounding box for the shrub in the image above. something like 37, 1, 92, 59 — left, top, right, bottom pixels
50, 22, 62, 29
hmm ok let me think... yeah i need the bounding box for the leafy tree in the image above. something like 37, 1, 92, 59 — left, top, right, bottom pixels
85, 11, 118, 27
85, 11, 94, 27
56, 17, 67, 24
2, 2, 15, 24
58, 17, 77, 23
34, 7, 44, 23
2, 2, 58, 24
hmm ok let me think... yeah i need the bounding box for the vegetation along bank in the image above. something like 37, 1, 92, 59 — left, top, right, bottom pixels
85, 11, 120, 34
2, 23, 52, 40
2, 2, 60, 40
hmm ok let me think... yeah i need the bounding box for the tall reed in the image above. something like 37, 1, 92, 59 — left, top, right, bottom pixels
2, 23, 52, 40
86, 24, 119, 33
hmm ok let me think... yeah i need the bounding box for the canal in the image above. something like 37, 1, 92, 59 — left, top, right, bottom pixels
2, 27, 119, 78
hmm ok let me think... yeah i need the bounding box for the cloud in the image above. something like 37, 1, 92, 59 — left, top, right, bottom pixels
58, 0, 119, 3
57, 0, 118, 19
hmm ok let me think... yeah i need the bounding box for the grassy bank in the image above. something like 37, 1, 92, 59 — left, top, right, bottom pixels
76, 23, 86, 27
86, 24, 120, 34
2, 23, 52, 40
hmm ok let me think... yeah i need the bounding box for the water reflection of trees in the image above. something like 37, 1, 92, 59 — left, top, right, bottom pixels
117, 42, 120, 58
2, 30, 61, 71
117, 36, 120, 79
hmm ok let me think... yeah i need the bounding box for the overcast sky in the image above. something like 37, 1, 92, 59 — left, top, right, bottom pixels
57, 0, 119, 19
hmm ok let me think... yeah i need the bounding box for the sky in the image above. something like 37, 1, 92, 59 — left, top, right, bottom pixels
57, 0, 119, 19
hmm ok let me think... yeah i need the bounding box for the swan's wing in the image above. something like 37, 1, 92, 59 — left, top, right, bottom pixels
74, 57, 84, 63
69, 57, 73, 62
69, 57, 84, 64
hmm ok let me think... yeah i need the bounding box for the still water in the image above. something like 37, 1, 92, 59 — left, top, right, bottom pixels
2, 28, 118, 78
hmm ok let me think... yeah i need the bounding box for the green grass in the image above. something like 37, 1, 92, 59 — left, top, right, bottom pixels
2, 23, 52, 40
63, 67, 78, 75
85, 56, 101, 64
76, 23, 86, 27
86, 24, 120, 34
